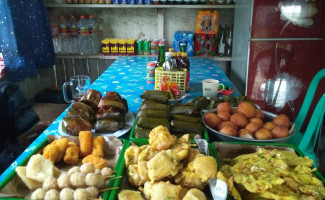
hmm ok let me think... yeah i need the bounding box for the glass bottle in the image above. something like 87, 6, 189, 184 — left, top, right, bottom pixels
217, 25, 226, 56
157, 40, 165, 68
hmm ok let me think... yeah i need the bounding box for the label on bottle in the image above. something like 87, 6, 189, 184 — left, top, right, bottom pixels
79, 27, 89, 35
69, 26, 78, 36
89, 27, 98, 35
59, 26, 67, 34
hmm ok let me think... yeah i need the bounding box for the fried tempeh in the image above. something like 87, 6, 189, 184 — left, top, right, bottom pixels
79, 131, 92, 157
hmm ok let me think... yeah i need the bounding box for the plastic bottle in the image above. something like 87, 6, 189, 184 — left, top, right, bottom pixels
170, 52, 178, 67
78, 15, 90, 55
88, 15, 99, 54
157, 40, 165, 68
180, 52, 190, 92
59, 15, 70, 54
68, 15, 79, 54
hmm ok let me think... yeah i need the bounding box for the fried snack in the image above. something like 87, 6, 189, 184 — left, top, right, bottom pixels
79, 131, 92, 158
124, 145, 146, 168
144, 181, 187, 200
82, 155, 108, 169
26, 154, 61, 182
149, 125, 176, 151
147, 150, 182, 181
91, 136, 104, 158
64, 142, 80, 165
127, 164, 142, 187
43, 138, 69, 163
138, 146, 159, 163
15, 166, 42, 190
182, 188, 207, 200
118, 190, 144, 200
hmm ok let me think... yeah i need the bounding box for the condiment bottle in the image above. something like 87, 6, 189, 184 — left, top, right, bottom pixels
180, 52, 190, 92
170, 52, 178, 68
169, 48, 175, 52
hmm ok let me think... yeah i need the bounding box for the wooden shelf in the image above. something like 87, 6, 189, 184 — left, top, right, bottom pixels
46, 3, 235, 9
55, 54, 232, 61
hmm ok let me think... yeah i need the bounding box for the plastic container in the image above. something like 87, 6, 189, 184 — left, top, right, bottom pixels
108, 138, 214, 200
154, 68, 187, 92
78, 15, 90, 55
146, 61, 157, 84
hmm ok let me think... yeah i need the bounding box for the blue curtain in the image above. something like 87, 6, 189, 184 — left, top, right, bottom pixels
0, 0, 55, 82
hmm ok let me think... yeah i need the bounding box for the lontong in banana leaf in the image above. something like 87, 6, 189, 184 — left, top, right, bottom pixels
170, 105, 199, 116
137, 109, 170, 120
62, 115, 92, 136
96, 106, 125, 121
137, 116, 170, 130
170, 120, 203, 136
139, 100, 170, 111
140, 90, 171, 103
134, 125, 152, 138
172, 115, 201, 123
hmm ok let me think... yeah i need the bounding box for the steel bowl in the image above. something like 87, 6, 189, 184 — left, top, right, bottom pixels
202, 110, 296, 143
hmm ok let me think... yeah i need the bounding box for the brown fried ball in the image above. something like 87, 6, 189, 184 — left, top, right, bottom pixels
273, 114, 291, 128
271, 125, 289, 138
249, 118, 264, 129
255, 109, 265, 119
217, 102, 231, 113
218, 121, 238, 131
238, 102, 256, 119
204, 113, 222, 130
263, 122, 277, 131
231, 108, 238, 114
217, 111, 231, 121
219, 126, 237, 137
245, 122, 260, 133
230, 113, 248, 128
254, 128, 273, 140
238, 129, 254, 138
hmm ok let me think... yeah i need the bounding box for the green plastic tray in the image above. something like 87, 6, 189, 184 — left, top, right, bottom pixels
108, 139, 215, 200
210, 141, 325, 200
0, 137, 128, 200
129, 118, 210, 143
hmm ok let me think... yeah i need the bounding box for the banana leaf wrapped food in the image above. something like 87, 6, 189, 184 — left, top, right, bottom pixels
170, 105, 199, 116
95, 118, 126, 132
104, 91, 122, 102
98, 99, 125, 112
137, 109, 170, 120
66, 102, 95, 122
80, 89, 102, 110
170, 120, 203, 137
222, 96, 238, 107
206, 97, 223, 110
98, 92, 128, 114
134, 126, 152, 138
140, 90, 171, 103
139, 100, 171, 111
62, 115, 92, 136
96, 106, 125, 121
192, 96, 210, 110
137, 116, 170, 130
172, 115, 201, 123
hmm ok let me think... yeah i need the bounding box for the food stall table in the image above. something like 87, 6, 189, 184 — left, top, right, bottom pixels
0, 56, 239, 185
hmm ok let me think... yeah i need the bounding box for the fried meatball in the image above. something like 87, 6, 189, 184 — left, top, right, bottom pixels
245, 122, 260, 133
255, 128, 273, 140
57, 173, 71, 189
204, 112, 222, 130
59, 188, 74, 200
74, 188, 90, 200
271, 125, 289, 138
249, 118, 264, 129
238, 102, 256, 118
238, 129, 253, 138
101, 167, 113, 177
86, 186, 99, 198
273, 114, 291, 128
43, 176, 58, 191
44, 189, 59, 200
216, 102, 231, 113
31, 188, 46, 200
263, 122, 276, 131
217, 111, 231, 121
70, 172, 86, 188
80, 162, 95, 174
68, 166, 80, 175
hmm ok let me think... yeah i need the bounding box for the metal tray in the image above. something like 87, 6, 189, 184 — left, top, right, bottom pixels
202, 110, 295, 143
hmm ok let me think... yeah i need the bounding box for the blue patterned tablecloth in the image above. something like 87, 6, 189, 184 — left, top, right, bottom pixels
0, 56, 240, 184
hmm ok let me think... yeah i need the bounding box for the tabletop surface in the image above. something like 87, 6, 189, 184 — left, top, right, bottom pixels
0, 56, 240, 184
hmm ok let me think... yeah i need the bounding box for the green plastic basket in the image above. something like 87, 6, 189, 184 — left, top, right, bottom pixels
108, 139, 215, 200
210, 141, 325, 200
0, 137, 128, 200
129, 118, 210, 143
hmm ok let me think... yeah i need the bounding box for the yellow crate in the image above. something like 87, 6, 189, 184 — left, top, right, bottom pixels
154, 68, 187, 92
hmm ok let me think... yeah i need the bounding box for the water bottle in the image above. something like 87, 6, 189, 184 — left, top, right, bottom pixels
88, 15, 99, 54
68, 15, 79, 54
59, 15, 70, 54
78, 15, 90, 55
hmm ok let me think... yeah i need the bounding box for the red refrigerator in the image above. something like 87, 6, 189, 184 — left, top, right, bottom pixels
231, 0, 325, 124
